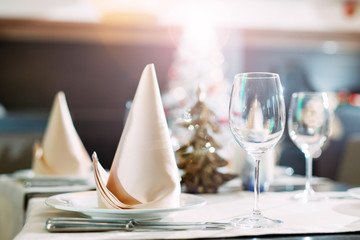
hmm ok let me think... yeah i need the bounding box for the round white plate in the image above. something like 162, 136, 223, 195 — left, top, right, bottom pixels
45, 191, 206, 220
347, 187, 360, 199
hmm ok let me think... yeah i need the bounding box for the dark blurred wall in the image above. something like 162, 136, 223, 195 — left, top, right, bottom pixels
0, 39, 175, 169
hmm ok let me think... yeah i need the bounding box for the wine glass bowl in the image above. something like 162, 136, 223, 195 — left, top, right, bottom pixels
229, 72, 286, 228
288, 92, 330, 202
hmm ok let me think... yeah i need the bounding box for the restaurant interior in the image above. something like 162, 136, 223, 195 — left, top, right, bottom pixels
1, 0, 360, 181
1, 0, 360, 239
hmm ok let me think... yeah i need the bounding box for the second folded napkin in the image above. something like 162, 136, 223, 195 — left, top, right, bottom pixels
32, 91, 92, 176
93, 64, 181, 209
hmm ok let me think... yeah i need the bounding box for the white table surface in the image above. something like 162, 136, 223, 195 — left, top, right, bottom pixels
13, 189, 360, 240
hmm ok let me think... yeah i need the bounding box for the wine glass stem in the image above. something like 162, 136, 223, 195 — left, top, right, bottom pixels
253, 159, 261, 216
305, 153, 313, 193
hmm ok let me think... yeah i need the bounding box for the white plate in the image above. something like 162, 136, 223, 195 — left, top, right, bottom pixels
347, 187, 360, 199
45, 191, 206, 220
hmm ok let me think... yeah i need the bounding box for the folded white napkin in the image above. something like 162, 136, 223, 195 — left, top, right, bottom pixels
93, 64, 181, 209
32, 91, 92, 176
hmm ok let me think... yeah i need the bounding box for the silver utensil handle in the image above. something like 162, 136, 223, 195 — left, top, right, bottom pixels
46, 221, 131, 232
47, 217, 231, 227
45, 218, 227, 232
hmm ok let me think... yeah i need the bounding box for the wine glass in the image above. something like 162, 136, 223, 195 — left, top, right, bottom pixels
288, 92, 330, 202
229, 72, 286, 228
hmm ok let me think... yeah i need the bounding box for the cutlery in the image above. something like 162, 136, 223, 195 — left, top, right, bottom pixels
22, 179, 88, 188
45, 217, 231, 232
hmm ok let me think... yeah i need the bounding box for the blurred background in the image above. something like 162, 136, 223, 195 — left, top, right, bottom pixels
0, 0, 360, 185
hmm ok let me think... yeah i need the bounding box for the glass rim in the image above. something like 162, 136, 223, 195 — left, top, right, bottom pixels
235, 72, 279, 79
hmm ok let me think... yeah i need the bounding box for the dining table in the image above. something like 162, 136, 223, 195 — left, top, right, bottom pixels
4, 173, 360, 240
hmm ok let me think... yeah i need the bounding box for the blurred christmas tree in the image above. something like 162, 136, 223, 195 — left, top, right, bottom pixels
176, 88, 236, 193
162, 16, 233, 157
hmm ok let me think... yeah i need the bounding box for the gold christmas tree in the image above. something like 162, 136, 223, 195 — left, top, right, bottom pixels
176, 89, 236, 193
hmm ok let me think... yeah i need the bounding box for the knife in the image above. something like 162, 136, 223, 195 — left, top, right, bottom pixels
45, 218, 231, 232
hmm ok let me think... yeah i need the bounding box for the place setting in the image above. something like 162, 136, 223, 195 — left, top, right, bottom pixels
39, 64, 228, 233
9, 91, 95, 192
10, 65, 360, 240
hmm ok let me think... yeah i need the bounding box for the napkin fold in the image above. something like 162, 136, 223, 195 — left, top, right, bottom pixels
93, 64, 181, 209
32, 91, 92, 176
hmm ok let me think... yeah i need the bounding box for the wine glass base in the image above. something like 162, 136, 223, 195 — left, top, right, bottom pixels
231, 215, 283, 229
292, 189, 325, 202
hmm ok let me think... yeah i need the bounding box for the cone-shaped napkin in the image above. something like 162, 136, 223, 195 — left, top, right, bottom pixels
32, 91, 92, 176
93, 64, 181, 209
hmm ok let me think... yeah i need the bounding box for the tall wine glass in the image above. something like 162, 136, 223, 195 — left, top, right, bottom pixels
229, 72, 286, 228
288, 92, 330, 202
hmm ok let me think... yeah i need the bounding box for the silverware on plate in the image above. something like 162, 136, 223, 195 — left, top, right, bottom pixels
45, 217, 231, 232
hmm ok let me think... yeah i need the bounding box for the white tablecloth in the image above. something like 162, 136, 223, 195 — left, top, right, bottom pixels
0, 174, 95, 240
0, 175, 26, 240
13, 190, 360, 240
